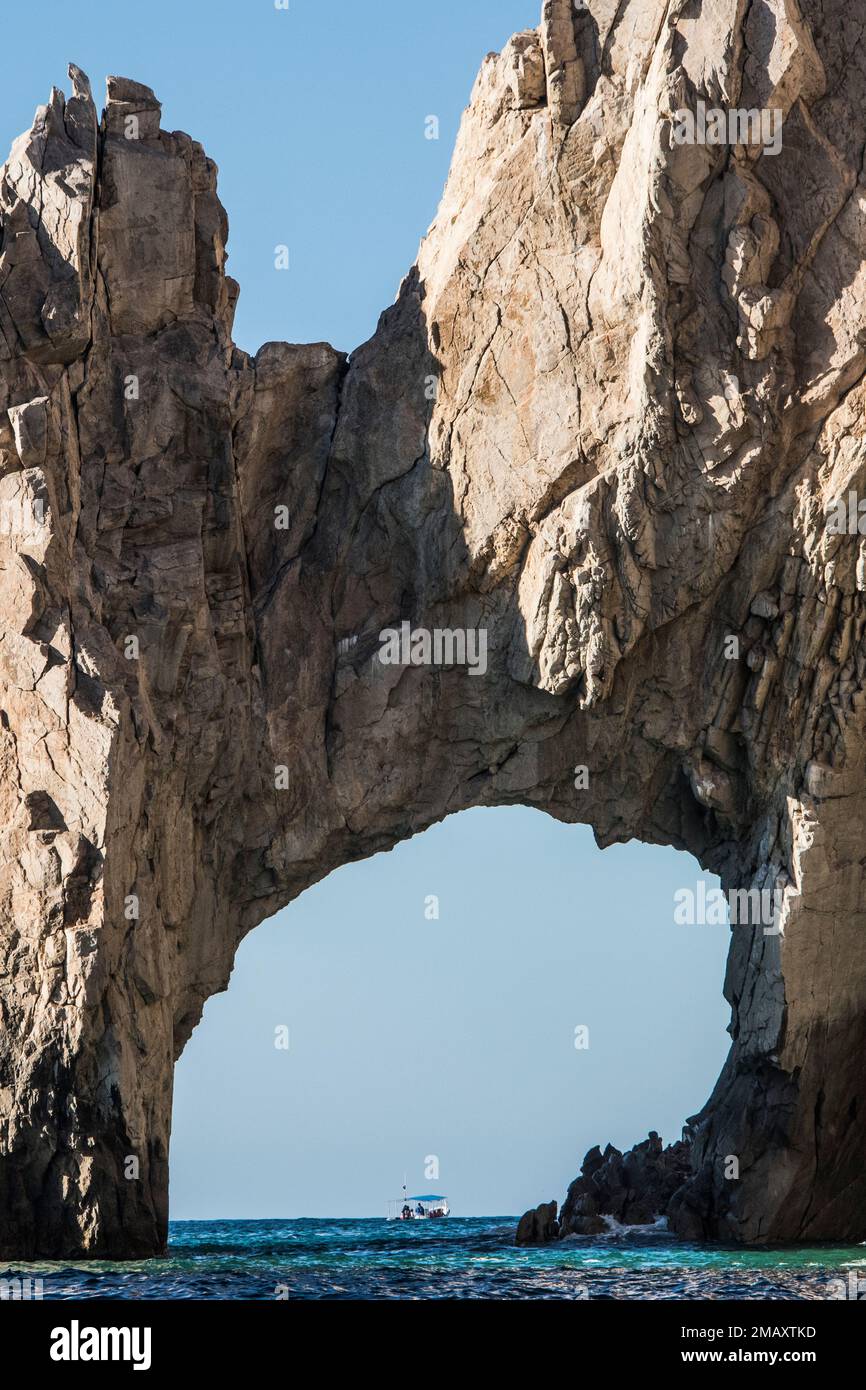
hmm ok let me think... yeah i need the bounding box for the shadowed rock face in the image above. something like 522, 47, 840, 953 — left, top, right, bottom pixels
1, 0, 865, 1257
518, 1133, 693, 1243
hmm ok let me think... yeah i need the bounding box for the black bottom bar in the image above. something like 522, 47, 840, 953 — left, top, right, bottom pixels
2, 1293, 859, 1377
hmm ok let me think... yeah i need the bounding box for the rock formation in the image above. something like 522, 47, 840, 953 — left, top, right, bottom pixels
516, 1198, 560, 1245
1, 0, 866, 1257
518, 1133, 693, 1241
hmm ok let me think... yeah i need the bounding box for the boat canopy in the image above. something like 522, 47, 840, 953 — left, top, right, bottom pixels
408, 1195, 446, 1201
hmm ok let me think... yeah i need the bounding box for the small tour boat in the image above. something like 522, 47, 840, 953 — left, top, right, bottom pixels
387, 1181, 450, 1220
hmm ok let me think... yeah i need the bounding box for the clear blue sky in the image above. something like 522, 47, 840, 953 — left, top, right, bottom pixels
0, 1, 730, 1218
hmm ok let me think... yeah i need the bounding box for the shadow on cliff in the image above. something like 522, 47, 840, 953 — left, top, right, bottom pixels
282, 261, 589, 868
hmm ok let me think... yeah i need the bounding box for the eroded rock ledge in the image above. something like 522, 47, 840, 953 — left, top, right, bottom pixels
2, 0, 866, 1257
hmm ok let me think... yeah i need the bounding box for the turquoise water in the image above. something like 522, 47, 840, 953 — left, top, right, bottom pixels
3, 1219, 865, 1299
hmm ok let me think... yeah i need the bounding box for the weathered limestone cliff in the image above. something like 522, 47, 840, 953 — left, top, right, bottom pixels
1, 0, 865, 1257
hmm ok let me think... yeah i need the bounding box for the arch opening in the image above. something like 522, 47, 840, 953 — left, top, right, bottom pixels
171, 807, 729, 1223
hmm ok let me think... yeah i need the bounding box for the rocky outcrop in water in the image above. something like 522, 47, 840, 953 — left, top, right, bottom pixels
517, 1133, 692, 1242
516, 1198, 560, 1245
2, 0, 866, 1256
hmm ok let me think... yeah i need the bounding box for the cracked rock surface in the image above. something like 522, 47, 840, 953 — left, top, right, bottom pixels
2, 0, 866, 1256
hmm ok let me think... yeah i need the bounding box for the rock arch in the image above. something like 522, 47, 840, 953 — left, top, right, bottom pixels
1, 1, 866, 1256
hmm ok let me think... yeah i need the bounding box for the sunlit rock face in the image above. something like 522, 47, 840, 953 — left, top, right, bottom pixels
1, 0, 865, 1257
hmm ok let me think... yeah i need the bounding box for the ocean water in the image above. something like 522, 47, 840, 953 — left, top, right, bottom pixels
3, 1218, 865, 1300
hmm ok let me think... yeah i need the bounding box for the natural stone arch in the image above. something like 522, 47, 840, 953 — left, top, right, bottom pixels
1, 1, 865, 1256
